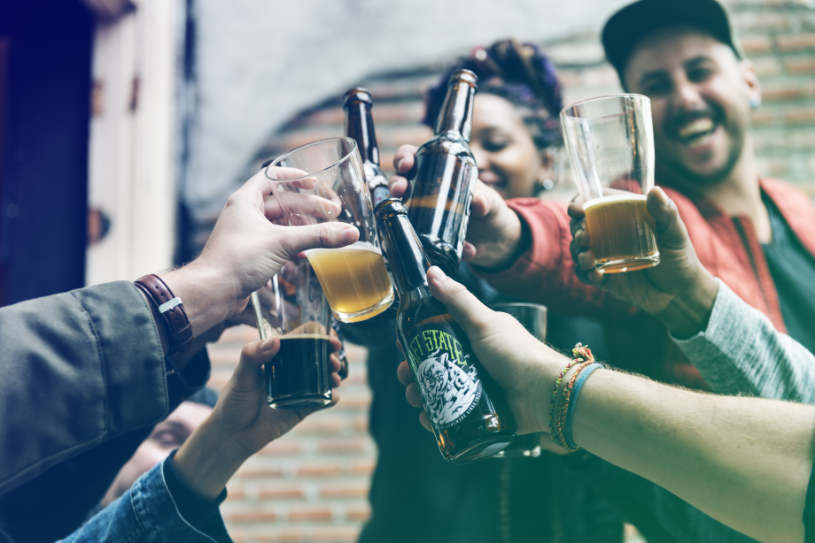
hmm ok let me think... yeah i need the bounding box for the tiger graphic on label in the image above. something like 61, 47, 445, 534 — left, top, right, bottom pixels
416, 349, 482, 429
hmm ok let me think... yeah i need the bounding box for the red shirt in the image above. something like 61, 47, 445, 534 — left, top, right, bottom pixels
478, 178, 815, 387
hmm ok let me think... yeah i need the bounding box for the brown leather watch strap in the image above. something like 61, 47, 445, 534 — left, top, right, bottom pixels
134, 273, 192, 356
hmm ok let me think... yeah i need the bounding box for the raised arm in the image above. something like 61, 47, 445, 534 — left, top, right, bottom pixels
399, 267, 815, 543
0, 169, 358, 496
571, 186, 815, 402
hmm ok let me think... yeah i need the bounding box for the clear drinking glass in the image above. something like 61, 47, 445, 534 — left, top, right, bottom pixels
490, 302, 547, 459
265, 137, 394, 323
560, 93, 660, 274
252, 259, 334, 409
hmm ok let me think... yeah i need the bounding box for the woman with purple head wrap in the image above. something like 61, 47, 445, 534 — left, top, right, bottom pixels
423, 39, 564, 199
359, 39, 623, 543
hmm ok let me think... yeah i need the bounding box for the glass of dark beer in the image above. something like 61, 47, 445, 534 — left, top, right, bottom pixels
560, 94, 660, 274
265, 137, 394, 323
251, 259, 335, 409
489, 303, 547, 459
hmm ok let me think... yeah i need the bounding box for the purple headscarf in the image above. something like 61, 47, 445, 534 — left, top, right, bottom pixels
423, 39, 563, 149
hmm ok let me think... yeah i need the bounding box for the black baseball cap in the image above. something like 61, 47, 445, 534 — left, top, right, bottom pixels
602, 0, 743, 81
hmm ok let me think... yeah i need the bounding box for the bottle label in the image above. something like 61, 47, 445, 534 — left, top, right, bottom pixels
406, 324, 482, 429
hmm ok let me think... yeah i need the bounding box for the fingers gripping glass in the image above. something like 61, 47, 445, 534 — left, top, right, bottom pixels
265, 137, 394, 323
489, 303, 547, 459
561, 94, 660, 274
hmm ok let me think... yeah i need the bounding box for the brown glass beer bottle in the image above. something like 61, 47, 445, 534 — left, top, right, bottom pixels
343, 87, 391, 208
375, 198, 514, 463
405, 69, 478, 275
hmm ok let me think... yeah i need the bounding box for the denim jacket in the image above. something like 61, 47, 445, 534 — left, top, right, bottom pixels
49, 455, 231, 543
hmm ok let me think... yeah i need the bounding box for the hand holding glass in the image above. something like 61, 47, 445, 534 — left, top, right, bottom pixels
265, 137, 394, 323
252, 259, 335, 409
490, 303, 547, 459
561, 93, 659, 274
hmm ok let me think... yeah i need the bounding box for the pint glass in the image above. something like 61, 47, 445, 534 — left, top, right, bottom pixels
252, 259, 335, 409
265, 137, 394, 323
561, 94, 659, 274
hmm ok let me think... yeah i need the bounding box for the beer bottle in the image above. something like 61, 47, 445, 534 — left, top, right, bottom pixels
343, 87, 391, 208
375, 198, 514, 463
406, 69, 478, 275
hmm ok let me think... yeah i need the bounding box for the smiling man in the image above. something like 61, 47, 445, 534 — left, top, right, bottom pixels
446, 0, 815, 380
598, 0, 815, 358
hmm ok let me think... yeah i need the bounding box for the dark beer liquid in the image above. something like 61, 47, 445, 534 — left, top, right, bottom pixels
266, 334, 333, 409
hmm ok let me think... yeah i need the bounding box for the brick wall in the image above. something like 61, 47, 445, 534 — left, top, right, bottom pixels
204, 2, 815, 541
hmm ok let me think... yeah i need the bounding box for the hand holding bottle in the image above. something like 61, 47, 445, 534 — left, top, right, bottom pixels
397, 266, 568, 436
390, 144, 524, 269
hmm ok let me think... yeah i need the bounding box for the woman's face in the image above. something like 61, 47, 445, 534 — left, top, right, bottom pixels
470, 93, 551, 200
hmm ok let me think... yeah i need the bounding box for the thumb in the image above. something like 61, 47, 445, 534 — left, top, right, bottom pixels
426, 266, 493, 336
647, 187, 690, 252
232, 338, 279, 389
280, 222, 359, 257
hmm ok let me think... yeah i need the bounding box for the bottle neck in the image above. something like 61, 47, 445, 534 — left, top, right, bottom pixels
345, 101, 380, 166
434, 80, 476, 141
378, 210, 430, 296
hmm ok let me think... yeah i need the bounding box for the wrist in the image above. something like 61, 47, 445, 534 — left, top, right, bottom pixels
472, 209, 525, 270
173, 418, 246, 500
526, 348, 567, 434
658, 271, 719, 339
162, 260, 241, 339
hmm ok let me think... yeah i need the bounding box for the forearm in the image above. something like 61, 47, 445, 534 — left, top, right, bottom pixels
655, 270, 718, 339
0, 282, 168, 494
475, 199, 616, 316
570, 369, 815, 543
676, 281, 815, 402
162, 260, 240, 341
172, 417, 247, 500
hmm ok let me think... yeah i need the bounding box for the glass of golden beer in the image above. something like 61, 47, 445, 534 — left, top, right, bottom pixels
560, 94, 660, 274
251, 259, 335, 409
265, 137, 394, 323
490, 303, 547, 459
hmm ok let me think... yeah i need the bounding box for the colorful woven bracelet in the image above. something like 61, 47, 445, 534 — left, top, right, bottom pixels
549, 343, 596, 449
563, 362, 604, 450
553, 360, 593, 449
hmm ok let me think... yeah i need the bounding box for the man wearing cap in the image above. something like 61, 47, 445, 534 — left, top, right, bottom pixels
387, 0, 815, 540
391, 0, 815, 402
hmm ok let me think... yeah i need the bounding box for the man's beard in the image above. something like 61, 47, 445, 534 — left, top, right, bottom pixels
657, 102, 746, 191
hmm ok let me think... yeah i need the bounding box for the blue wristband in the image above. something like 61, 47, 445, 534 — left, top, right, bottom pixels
564, 362, 604, 449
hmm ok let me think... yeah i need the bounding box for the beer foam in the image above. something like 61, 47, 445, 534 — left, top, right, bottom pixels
304, 240, 382, 256
584, 193, 647, 209
280, 333, 333, 340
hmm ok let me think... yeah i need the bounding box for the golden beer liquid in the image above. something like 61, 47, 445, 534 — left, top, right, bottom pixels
305, 242, 393, 322
584, 195, 660, 274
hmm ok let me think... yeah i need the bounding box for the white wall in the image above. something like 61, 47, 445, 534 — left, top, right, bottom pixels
185, 0, 626, 213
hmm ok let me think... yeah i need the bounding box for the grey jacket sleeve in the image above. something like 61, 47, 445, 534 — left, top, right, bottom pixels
0, 281, 170, 494
674, 280, 815, 402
